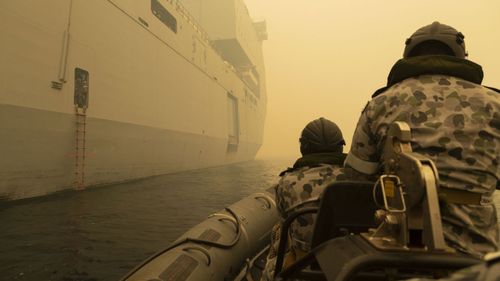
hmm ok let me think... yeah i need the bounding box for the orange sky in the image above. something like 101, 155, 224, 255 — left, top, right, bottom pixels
244, 1, 500, 159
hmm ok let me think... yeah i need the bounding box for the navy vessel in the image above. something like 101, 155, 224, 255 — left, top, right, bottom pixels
0, 0, 267, 200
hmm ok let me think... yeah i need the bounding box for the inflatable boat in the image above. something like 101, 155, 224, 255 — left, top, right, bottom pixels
121, 122, 500, 281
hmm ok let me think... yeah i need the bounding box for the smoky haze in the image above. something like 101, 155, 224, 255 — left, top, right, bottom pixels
243, 0, 500, 159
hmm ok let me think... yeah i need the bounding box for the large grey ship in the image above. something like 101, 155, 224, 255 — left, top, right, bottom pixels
0, 0, 267, 200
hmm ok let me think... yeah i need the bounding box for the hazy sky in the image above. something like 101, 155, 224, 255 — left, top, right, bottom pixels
244, 1, 500, 159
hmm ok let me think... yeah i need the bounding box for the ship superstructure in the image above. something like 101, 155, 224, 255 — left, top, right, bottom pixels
0, 0, 267, 200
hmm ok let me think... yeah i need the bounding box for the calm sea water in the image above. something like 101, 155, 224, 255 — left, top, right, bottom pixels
1, 158, 499, 281
0, 159, 290, 281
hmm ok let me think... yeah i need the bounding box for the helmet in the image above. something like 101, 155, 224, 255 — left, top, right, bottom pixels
403, 21, 467, 59
300, 117, 345, 155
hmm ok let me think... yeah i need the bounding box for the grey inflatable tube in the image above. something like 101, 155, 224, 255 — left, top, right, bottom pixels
121, 189, 279, 281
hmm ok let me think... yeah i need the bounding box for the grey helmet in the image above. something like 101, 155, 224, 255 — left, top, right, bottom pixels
403, 21, 467, 59
299, 117, 345, 155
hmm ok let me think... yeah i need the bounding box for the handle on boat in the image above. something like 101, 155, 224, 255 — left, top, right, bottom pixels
182, 246, 212, 266
217, 216, 239, 232
254, 195, 272, 209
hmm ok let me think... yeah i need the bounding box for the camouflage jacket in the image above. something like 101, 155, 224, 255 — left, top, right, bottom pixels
275, 153, 346, 252
345, 55, 500, 257
261, 153, 346, 281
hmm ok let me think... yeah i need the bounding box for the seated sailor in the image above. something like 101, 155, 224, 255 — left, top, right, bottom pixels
261, 117, 347, 280
344, 22, 500, 258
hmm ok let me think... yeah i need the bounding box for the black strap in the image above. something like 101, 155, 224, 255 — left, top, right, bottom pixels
372, 86, 389, 98
485, 86, 500, 94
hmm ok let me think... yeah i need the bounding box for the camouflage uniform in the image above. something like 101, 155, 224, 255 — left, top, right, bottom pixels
276, 164, 346, 252
345, 55, 500, 258
261, 154, 346, 280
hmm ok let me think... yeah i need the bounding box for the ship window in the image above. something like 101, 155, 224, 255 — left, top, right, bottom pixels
151, 0, 177, 33
74, 68, 89, 108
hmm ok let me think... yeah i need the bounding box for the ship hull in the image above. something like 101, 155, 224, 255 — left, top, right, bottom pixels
1, 103, 261, 200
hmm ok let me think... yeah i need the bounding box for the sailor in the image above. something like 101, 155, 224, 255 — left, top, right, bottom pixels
344, 22, 500, 258
261, 117, 347, 280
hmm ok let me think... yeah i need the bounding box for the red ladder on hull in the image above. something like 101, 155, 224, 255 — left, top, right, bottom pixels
75, 107, 86, 190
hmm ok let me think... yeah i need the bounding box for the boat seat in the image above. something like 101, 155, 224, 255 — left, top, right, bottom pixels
275, 181, 378, 280
311, 181, 378, 249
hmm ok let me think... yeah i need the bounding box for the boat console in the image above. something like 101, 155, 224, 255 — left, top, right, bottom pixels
273, 122, 484, 281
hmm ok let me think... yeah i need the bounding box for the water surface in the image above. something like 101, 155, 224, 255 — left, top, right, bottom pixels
0, 159, 290, 281
1, 158, 499, 281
